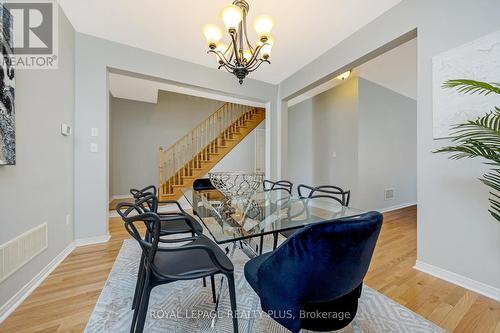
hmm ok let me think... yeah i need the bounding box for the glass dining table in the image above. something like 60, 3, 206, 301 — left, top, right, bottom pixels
182, 187, 367, 329
182, 187, 366, 257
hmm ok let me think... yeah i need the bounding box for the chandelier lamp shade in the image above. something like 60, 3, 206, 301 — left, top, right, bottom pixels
203, 0, 274, 84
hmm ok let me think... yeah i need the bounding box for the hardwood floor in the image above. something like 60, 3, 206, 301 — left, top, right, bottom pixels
0, 206, 499, 332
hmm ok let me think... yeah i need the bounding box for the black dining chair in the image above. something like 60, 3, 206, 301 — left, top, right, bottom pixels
273, 184, 352, 247
263, 179, 293, 194
245, 212, 383, 333
127, 191, 208, 311
117, 203, 239, 333
192, 178, 216, 219
261, 180, 294, 254
297, 184, 351, 206
193, 178, 216, 191
130, 185, 157, 199
131, 185, 204, 235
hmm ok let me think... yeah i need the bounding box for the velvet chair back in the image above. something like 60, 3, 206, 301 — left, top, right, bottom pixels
255, 212, 382, 332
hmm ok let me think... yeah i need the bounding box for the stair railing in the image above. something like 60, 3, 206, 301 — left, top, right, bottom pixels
159, 102, 256, 194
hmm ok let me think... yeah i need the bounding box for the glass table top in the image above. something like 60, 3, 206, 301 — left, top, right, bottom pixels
182, 188, 366, 245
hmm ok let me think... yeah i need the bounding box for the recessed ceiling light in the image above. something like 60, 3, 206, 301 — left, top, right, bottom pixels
337, 70, 351, 80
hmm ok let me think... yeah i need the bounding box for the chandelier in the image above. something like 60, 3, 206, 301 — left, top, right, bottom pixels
203, 0, 274, 84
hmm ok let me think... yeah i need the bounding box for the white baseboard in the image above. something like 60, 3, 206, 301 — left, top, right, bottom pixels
307, 200, 417, 215
0, 233, 113, 324
378, 201, 417, 213
74, 234, 111, 247
414, 260, 500, 301
109, 194, 132, 202
0, 242, 76, 323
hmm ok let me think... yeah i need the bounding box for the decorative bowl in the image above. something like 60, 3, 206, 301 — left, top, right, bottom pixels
208, 172, 264, 199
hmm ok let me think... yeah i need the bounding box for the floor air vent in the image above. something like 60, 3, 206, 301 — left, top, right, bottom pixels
0, 223, 48, 283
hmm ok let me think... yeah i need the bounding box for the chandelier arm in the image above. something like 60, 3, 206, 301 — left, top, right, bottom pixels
222, 43, 232, 57
229, 32, 241, 66
246, 43, 266, 68
208, 50, 236, 70
242, 11, 255, 53
248, 59, 270, 72
219, 64, 236, 73
247, 59, 263, 72
238, 20, 244, 59
221, 61, 237, 70
217, 51, 233, 67
227, 43, 234, 63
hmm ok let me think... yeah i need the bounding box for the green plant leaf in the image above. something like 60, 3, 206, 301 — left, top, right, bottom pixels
443, 79, 500, 95
435, 79, 500, 222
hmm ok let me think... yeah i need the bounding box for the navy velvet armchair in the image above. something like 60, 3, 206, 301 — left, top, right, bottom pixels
244, 211, 383, 332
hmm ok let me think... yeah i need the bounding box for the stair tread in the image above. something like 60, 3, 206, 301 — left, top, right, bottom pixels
160, 106, 265, 195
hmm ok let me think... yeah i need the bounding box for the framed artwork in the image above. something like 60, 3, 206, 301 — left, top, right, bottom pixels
0, 3, 15, 165
432, 30, 500, 139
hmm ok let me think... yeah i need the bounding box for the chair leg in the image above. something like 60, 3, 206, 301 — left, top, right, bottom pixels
132, 254, 145, 310
134, 281, 152, 333
211, 275, 216, 303
203, 277, 207, 287
226, 272, 239, 333
130, 272, 147, 333
272, 232, 278, 250
130, 307, 140, 333
259, 235, 264, 255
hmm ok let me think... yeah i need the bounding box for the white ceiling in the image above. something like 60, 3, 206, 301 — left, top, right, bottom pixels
108, 72, 265, 108
357, 38, 417, 100
288, 38, 417, 106
110, 38, 416, 106
59, 0, 401, 84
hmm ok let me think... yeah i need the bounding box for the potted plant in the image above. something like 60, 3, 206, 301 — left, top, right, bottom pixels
435, 79, 500, 222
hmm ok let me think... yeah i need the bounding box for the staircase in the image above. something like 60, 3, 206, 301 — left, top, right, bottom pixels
158, 102, 265, 200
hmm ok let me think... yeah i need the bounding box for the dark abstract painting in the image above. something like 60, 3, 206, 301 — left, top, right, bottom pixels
0, 4, 14, 165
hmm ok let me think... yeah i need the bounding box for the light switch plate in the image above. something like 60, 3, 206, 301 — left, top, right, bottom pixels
61, 123, 72, 136
91, 128, 99, 137
90, 143, 98, 153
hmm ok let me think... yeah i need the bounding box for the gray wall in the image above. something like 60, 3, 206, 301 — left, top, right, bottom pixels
210, 121, 265, 174
289, 78, 359, 201
288, 77, 416, 211
357, 78, 417, 210
287, 99, 313, 186
110, 92, 264, 196
0, 6, 75, 307
74, 33, 277, 241
109, 91, 224, 196
312, 78, 359, 192
280, 0, 500, 292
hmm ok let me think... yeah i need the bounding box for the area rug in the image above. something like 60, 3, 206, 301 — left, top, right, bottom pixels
84, 239, 447, 333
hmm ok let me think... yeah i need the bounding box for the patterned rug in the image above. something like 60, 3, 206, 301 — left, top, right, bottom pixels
84, 240, 447, 333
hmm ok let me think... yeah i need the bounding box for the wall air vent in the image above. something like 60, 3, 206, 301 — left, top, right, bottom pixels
384, 188, 395, 201
0, 223, 48, 283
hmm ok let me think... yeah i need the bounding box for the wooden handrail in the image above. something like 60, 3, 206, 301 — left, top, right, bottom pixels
159, 102, 257, 195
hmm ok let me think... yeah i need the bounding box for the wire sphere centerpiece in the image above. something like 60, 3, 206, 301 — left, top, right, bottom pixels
209, 171, 264, 199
